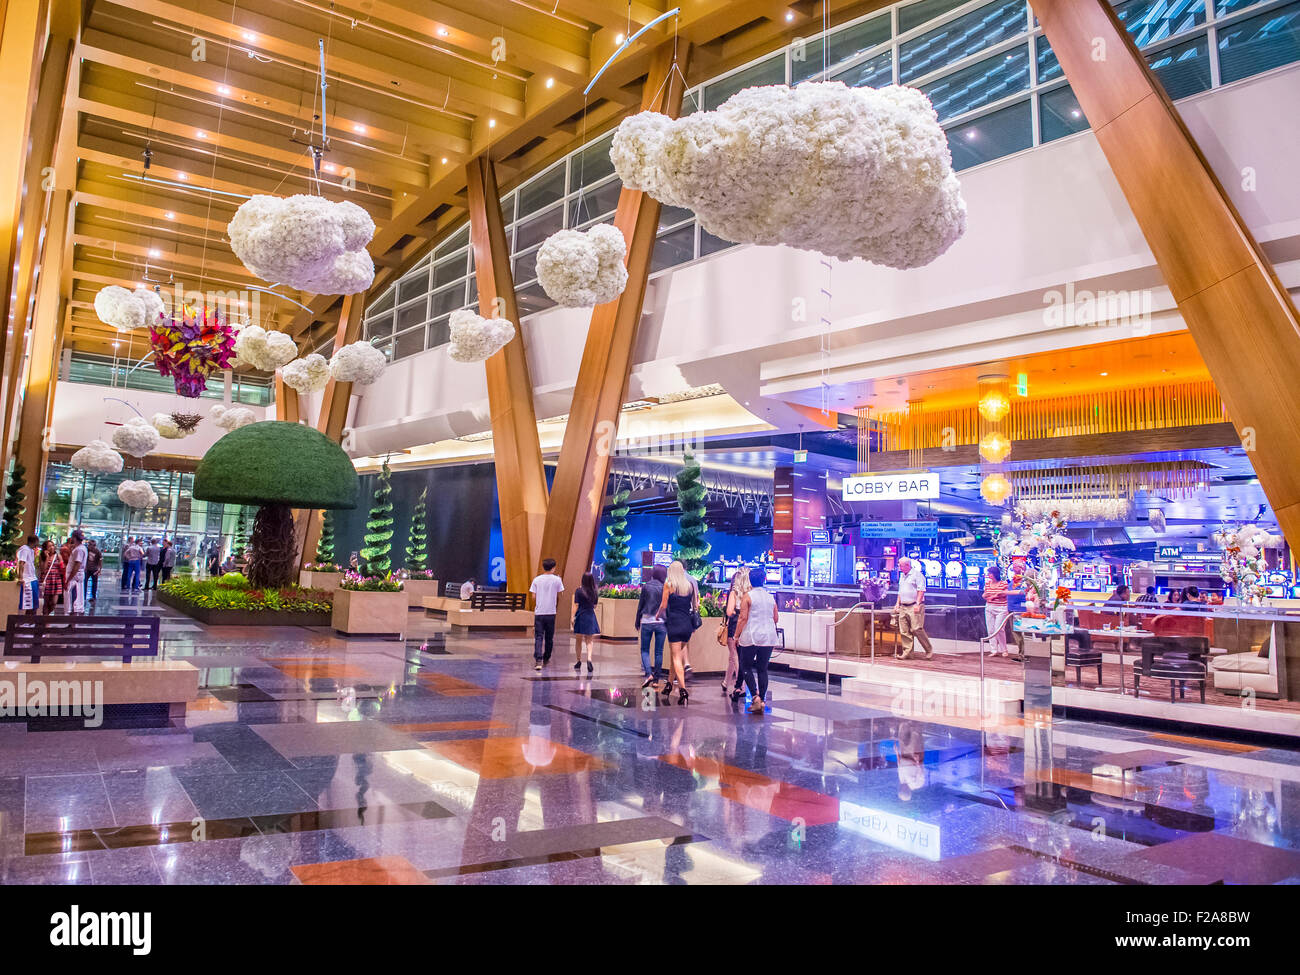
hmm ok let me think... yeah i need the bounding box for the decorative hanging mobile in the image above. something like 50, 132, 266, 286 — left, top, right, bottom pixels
148, 303, 236, 397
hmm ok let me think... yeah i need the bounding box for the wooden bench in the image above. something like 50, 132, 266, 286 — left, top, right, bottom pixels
446, 591, 533, 630
423, 581, 471, 617
2, 615, 198, 723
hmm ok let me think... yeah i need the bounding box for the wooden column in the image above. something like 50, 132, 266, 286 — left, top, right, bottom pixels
538, 42, 689, 604
1033, 0, 1300, 547
466, 155, 548, 595
274, 371, 300, 423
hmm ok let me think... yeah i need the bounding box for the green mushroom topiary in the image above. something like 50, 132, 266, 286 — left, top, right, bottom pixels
193, 421, 359, 588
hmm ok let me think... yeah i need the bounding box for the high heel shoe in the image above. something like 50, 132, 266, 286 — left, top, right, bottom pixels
586, 660, 593, 674
730, 689, 744, 703
641, 675, 655, 688
573, 661, 582, 671
678, 687, 689, 704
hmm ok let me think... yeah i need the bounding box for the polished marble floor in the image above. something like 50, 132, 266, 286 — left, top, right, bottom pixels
3, 579, 1300, 885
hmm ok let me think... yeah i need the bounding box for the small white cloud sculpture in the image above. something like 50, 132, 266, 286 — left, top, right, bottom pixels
70, 440, 124, 474
94, 285, 166, 332
447, 309, 516, 363
329, 341, 386, 384
233, 325, 298, 372
281, 353, 330, 394
111, 416, 160, 457
151, 413, 195, 439
228, 194, 376, 295
210, 404, 257, 432
117, 480, 159, 509
536, 224, 629, 306
609, 81, 967, 268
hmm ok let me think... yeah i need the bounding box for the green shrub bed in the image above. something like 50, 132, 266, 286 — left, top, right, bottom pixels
158, 573, 332, 613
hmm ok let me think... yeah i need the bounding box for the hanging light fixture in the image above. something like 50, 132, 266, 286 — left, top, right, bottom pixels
981, 472, 1013, 505
978, 430, 1012, 463
978, 389, 1011, 422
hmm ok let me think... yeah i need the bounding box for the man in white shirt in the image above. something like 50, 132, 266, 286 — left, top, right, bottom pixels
64, 529, 87, 615
459, 578, 475, 601
16, 534, 38, 614
894, 557, 934, 660
528, 558, 565, 671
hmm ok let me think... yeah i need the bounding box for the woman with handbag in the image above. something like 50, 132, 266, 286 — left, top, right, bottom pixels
571, 572, 600, 674
734, 566, 780, 715
656, 560, 697, 704
723, 568, 751, 698
39, 538, 64, 616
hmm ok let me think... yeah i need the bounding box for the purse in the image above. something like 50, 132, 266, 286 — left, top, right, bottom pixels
715, 621, 728, 646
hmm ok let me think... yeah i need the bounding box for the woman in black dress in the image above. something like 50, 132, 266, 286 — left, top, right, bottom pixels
572, 572, 600, 674
656, 560, 697, 703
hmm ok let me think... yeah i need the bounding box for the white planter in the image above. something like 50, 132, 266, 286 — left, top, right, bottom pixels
299, 570, 343, 592
0, 580, 21, 630
331, 588, 408, 639
402, 578, 440, 609
597, 597, 640, 639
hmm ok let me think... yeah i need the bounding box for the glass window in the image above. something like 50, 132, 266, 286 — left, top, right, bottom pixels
373, 338, 392, 360
829, 50, 895, 89
945, 98, 1033, 169
370, 288, 394, 316
572, 132, 615, 190
514, 245, 540, 284
900, 0, 975, 34
396, 268, 428, 305
651, 224, 695, 273
467, 274, 478, 308
393, 326, 425, 360
569, 176, 622, 226
1216, 0, 1264, 14
396, 299, 425, 333
1217, 2, 1300, 83
514, 203, 564, 251
703, 53, 784, 110
920, 43, 1031, 121
900, 0, 1029, 84
438, 224, 469, 255
700, 229, 738, 257
658, 205, 693, 232
433, 251, 468, 288
365, 312, 393, 342
791, 13, 891, 82
1039, 83, 1090, 142
1035, 34, 1062, 83
1112, 0, 1205, 48
518, 163, 566, 218
1145, 34, 1212, 98
431, 282, 465, 318
428, 316, 451, 348
499, 193, 516, 226
516, 283, 555, 316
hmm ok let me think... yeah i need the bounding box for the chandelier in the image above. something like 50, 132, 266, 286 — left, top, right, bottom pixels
978, 390, 1010, 422
978, 430, 1012, 463
1015, 497, 1131, 523
981, 472, 1013, 505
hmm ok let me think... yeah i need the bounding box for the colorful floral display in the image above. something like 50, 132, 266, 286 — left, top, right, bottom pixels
338, 570, 403, 592
149, 306, 236, 397
1213, 524, 1283, 605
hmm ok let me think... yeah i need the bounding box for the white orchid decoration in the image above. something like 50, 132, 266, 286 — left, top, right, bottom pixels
536, 223, 628, 307
111, 416, 160, 457
228, 194, 375, 295
93, 285, 166, 332
117, 480, 159, 510
210, 404, 257, 432
70, 440, 124, 474
281, 353, 330, 394
232, 324, 298, 372
610, 81, 967, 268
329, 341, 386, 384
1213, 524, 1283, 605
447, 309, 515, 363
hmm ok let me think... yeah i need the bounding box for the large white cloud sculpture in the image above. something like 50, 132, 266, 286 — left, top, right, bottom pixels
329, 341, 386, 384
536, 224, 629, 306
94, 285, 166, 332
447, 309, 515, 363
281, 353, 330, 394
210, 404, 257, 432
610, 81, 967, 268
70, 440, 124, 474
117, 480, 159, 509
111, 416, 160, 457
228, 194, 376, 295
233, 325, 298, 372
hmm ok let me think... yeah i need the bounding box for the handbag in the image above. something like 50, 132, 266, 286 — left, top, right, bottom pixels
715, 620, 728, 646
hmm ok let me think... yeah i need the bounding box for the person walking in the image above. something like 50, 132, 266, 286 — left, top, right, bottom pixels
63, 530, 87, 616
634, 564, 667, 688
982, 564, 1010, 657
723, 567, 751, 696
161, 538, 177, 583
529, 558, 564, 671
39, 539, 64, 616
16, 534, 38, 615
734, 566, 780, 714
572, 572, 600, 674
85, 539, 102, 604
122, 536, 144, 592
656, 560, 698, 703
143, 537, 163, 590
894, 557, 934, 660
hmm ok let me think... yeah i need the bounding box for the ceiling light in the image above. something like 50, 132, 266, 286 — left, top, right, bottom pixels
978, 390, 1010, 422
176, 172, 187, 180
1100, 371, 1108, 376
353, 123, 366, 134
1070, 109, 1081, 118
440, 157, 448, 165
164, 212, 175, 220
488, 118, 496, 128
615, 33, 625, 44
437, 27, 448, 37
965, 130, 977, 140
196, 130, 206, 139
786, 11, 795, 21
149, 248, 161, 258
217, 85, 231, 96
242, 30, 256, 42
545, 77, 554, 88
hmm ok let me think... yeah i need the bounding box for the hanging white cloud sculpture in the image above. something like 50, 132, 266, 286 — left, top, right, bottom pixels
94, 285, 166, 332
329, 341, 386, 384
227, 194, 376, 295
70, 440, 124, 474
111, 416, 160, 457
232, 324, 298, 372
151, 413, 189, 439
281, 353, 330, 394
447, 309, 516, 363
210, 404, 257, 432
117, 480, 159, 509
536, 224, 629, 306
610, 81, 967, 268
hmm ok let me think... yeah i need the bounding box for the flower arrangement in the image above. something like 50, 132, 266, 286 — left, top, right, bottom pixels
228, 193, 376, 295
233, 325, 298, 372
117, 479, 159, 509
0, 560, 17, 581
149, 305, 236, 397
609, 81, 966, 268
447, 309, 515, 363
94, 285, 165, 332
111, 416, 160, 457
281, 353, 330, 393
210, 404, 257, 432
1053, 585, 1071, 610
536, 224, 628, 306
338, 570, 403, 592
597, 582, 641, 599
1213, 524, 1282, 605
699, 589, 727, 618
70, 440, 124, 474
303, 561, 344, 573
159, 574, 332, 614
395, 568, 437, 580
329, 340, 386, 384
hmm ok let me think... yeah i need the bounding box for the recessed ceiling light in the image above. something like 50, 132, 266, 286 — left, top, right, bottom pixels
965, 130, 977, 140
545, 77, 554, 88
149, 248, 161, 258
217, 85, 231, 96
176, 172, 187, 180
353, 123, 366, 134
242, 30, 256, 42
786, 11, 795, 21
1099, 371, 1108, 376
440, 157, 448, 164
195, 130, 206, 139
437, 27, 448, 37
164, 212, 175, 220
615, 33, 625, 44
488, 118, 496, 128
1071, 109, 1081, 118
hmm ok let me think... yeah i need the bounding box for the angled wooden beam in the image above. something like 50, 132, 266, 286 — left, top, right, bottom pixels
539, 41, 690, 605
1033, 0, 1300, 548
466, 155, 548, 594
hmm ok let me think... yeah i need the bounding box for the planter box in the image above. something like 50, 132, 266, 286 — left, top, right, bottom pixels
332, 587, 408, 639
0, 580, 21, 630
402, 578, 440, 609
597, 596, 640, 640
299, 570, 343, 592
685, 620, 729, 673
155, 590, 330, 627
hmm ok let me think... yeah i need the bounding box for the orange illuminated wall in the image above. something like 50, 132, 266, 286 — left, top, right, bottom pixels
772, 466, 794, 559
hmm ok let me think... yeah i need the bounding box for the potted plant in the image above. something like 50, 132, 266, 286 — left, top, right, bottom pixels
332, 571, 407, 639
400, 486, 438, 608
300, 509, 344, 589
596, 582, 641, 639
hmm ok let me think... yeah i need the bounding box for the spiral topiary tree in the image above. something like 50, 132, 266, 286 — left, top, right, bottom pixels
673, 452, 711, 578
361, 460, 394, 576
232, 506, 251, 560
405, 486, 428, 572
601, 488, 632, 583
193, 421, 359, 588
0, 462, 26, 559
315, 508, 336, 565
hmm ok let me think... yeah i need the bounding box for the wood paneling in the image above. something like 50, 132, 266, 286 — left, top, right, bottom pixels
1033, 0, 1300, 547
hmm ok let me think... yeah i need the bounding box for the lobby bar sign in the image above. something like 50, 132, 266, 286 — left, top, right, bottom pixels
842, 472, 940, 502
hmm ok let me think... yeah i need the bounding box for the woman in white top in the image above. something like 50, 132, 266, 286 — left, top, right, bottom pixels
723, 567, 751, 699
734, 566, 779, 715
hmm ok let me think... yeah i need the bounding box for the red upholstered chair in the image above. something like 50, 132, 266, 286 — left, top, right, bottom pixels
1150, 613, 1214, 641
